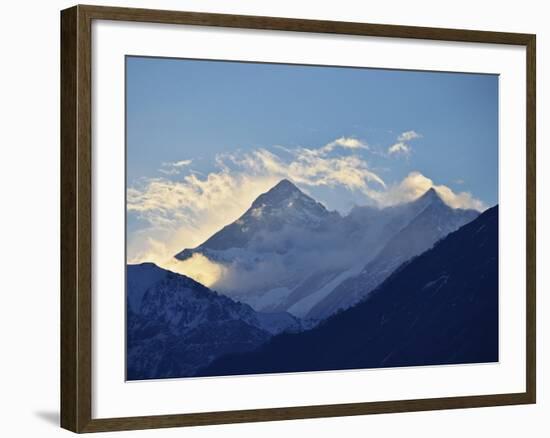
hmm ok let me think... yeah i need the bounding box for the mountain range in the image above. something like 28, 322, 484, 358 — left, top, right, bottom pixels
175, 179, 479, 321
196, 205, 499, 377
127, 179, 495, 380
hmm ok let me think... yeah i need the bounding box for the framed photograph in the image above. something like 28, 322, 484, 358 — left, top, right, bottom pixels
60, 5, 536, 433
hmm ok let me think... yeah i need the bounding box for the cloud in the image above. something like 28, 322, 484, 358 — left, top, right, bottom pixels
226, 147, 386, 191
166, 253, 228, 287
158, 168, 179, 176
373, 171, 485, 211
387, 142, 411, 156
398, 130, 421, 142
127, 172, 281, 263
322, 137, 368, 153
388, 130, 421, 157
157, 159, 193, 176
207, 225, 366, 295
171, 159, 193, 167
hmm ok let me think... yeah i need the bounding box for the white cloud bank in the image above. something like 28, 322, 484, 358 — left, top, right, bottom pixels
127, 136, 486, 272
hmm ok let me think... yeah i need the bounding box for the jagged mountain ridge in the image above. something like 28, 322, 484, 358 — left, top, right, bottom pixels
196, 206, 499, 378
126, 263, 302, 380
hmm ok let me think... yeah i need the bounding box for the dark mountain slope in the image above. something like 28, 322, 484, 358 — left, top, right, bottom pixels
196, 206, 499, 377
127, 262, 170, 313
126, 263, 302, 380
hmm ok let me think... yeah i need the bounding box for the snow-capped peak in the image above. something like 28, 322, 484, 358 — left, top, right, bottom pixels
251, 179, 318, 209
244, 179, 336, 227
174, 180, 337, 259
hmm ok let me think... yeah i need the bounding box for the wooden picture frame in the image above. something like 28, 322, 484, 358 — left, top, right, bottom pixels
61, 4, 536, 433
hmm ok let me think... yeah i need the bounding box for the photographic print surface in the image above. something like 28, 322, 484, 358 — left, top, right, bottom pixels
126, 57, 499, 381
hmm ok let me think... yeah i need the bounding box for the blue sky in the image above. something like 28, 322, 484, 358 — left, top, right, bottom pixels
126, 56, 498, 264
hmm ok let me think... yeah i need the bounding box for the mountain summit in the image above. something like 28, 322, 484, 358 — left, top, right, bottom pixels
248, 179, 334, 224
251, 179, 303, 208
419, 187, 442, 202
175, 180, 338, 260
413, 187, 447, 208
